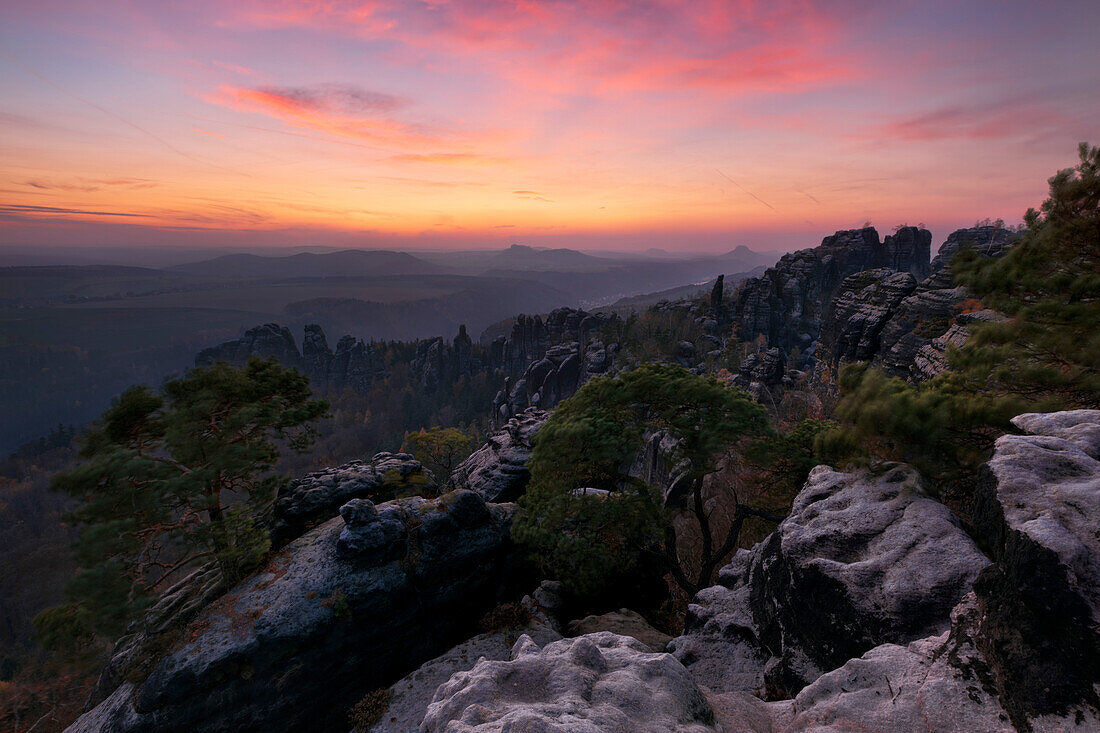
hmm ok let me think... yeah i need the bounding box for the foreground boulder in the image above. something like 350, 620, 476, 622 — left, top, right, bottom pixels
421, 632, 718, 733
273, 452, 435, 543
67, 490, 518, 733
451, 408, 549, 502
777, 594, 1015, 731
367, 581, 565, 733
670, 463, 988, 697
971, 410, 1100, 728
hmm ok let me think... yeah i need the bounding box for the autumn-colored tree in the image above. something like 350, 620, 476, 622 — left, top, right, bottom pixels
401, 426, 477, 491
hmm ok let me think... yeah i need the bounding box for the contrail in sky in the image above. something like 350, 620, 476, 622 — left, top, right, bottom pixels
715, 169, 777, 212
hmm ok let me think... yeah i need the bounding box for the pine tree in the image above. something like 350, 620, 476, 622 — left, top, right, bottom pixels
822, 143, 1099, 500
514, 363, 780, 596
36, 357, 328, 642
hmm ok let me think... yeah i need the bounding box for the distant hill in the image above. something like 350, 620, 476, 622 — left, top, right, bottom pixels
172, 249, 447, 279
484, 244, 609, 271
484, 247, 780, 306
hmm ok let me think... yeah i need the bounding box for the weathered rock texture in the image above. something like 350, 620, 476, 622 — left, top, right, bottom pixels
779, 594, 1016, 732
368, 582, 565, 733
272, 452, 435, 544
815, 226, 1018, 383
450, 408, 549, 502
421, 632, 718, 733
928, 224, 1018, 278
670, 463, 988, 697
67, 490, 518, 733
970, 409, 1100, 728
817, 268, 918, 366
730, 226, 931, 354
196, 323, 302, 367
668, 410, 1099, 732
197, 323, 386, 393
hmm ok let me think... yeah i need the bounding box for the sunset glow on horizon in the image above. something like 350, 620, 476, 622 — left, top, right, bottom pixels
2, 0, 1098, 252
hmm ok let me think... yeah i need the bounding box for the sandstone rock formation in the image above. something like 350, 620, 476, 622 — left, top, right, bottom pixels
730, 226, 931, 354
817, 268, 918, 365
67, 490, 518, 733
667, 410, 1099, 732
272, 452, 435, 544
777, 594, 1015, 732
928, 224, 1018, 279
367, 581, 565, 733
669, 463, 988, 697
566, 608, 673, 653
421, 632, 718, 733
451, 408, 549, 502
197, 323, 385, 393
971, 409, 1100, 728
815, 226, 1018, 383
196, 322, 301, 367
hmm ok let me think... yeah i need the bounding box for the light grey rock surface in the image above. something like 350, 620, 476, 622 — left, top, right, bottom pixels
782, 595, 1014, 732
970, 409, 1100, 727
421, 632, 718, 733
369, 583, 565, 733
668, 554, 769, 696
671, 463, 988, 697
451, 408, 549, 502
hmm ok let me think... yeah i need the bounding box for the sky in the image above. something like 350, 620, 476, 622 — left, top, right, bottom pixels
1, 0, 1098, 253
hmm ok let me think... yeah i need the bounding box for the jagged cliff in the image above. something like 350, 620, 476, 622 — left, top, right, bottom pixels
816, 225, 1019, 382
728, 226, 931, 355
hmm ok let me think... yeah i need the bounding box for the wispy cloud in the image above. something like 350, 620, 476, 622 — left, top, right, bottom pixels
21, 178, 158, 192
0, 204, 153, 218
860, 96, 1066, 142
202, 82, 505, 156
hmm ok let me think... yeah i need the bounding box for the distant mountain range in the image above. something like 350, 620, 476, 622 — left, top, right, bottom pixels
171, 249, 446, 279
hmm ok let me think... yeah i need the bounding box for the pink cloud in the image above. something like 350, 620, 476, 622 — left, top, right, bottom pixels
212, 0, 862, 98
204, 83, 441, 148
863, 97, 1066, 142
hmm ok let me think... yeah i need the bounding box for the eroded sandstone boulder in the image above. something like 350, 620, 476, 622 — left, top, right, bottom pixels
451, 408, 549, 502
367, 582, 565, 733
970, 409, 1100, 728
779, 594, 1015, 732
273, 452, 436, 544
670, 463, 988, 697
67, 490, 518, 733
421, 632, 718, 733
